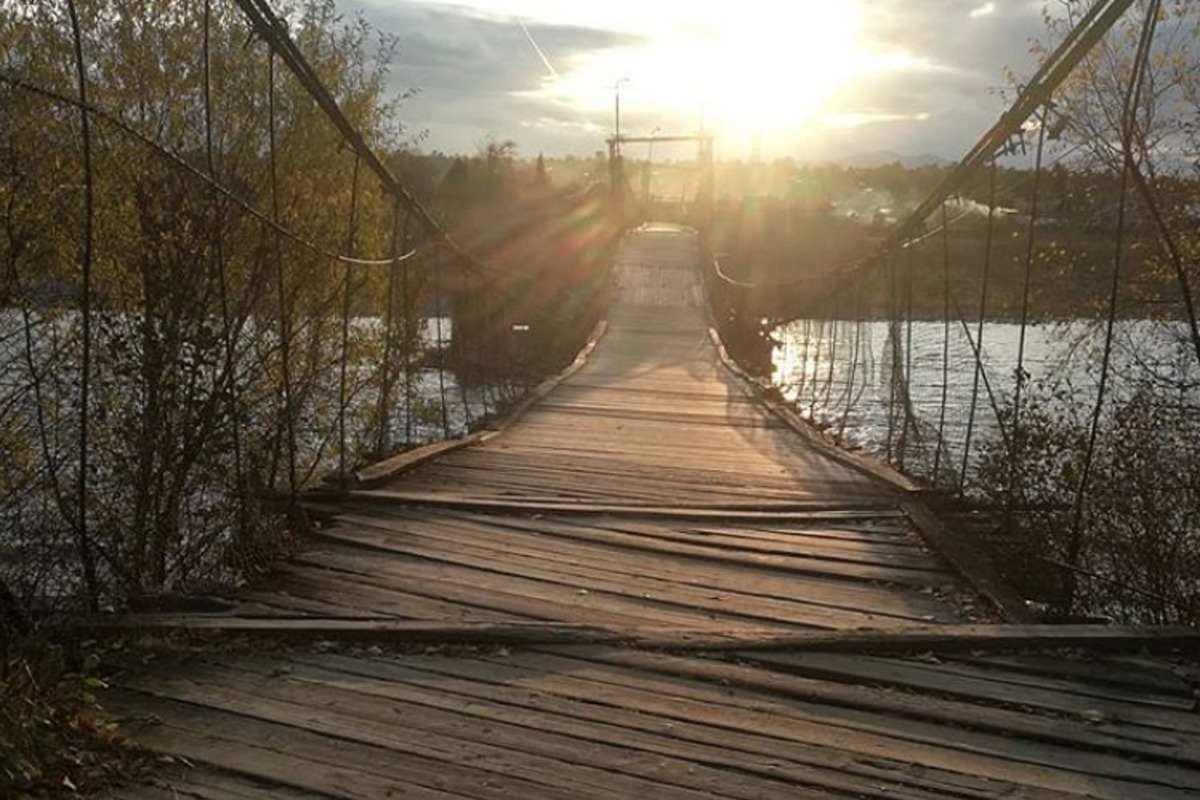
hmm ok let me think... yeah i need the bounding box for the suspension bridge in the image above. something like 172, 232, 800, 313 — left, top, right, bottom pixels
94, 221, 1200, 800
3, 0, 1200, 798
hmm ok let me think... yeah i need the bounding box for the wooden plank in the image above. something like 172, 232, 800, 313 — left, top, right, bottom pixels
706, 623, 1200, 655
133, 660, 842, 800
117, 676, 774, 800
396, 459, 830, 503
561, 649, 1200, 768
947, 654, 1196, 710
310, 525, 947, 629
957, 652, 1197, 698
230, 589, 362, 618
292, 547, 799, 632
220, 653, 1011, 800
354, 435, 484, 486
70, 616, 1200, 655
573, 517, 948, 571
265, 566, 522, 623
406, 447, 883, 499
104, 767, 337, 800
681, 523, 929, 552
747, 519, 916, 542
341, 490, 900, 520
298, 652, 1045, 800
322, 511, 958, 622
448, 648, 1200, 798
744, 652, 1200, 735
407, 447, 820, 489
415, 510, 948, 586
108, 690, 591, 800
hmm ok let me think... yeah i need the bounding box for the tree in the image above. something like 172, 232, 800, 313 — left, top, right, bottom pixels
0, 0, 411, 606
479, 136, 518, 198
441, 157, 470, 200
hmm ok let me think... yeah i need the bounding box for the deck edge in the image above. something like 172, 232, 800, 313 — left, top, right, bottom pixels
353, 319, 609, 486
705, 325, 1038, 623
706, 326, 921, 493
901, 501, 1038, 624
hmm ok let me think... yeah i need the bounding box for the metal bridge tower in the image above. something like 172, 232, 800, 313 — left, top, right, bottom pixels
606, 133, 715, 241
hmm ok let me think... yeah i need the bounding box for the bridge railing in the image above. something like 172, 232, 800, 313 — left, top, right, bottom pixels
0, 0, 613, 625
710, 0, 1200, 624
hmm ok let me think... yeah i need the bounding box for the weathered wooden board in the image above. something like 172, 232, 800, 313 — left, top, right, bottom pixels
106, 643, 1200, 800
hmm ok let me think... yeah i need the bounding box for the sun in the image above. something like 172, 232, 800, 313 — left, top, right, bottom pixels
695, 4, 864, 135
534, 2, 870, 150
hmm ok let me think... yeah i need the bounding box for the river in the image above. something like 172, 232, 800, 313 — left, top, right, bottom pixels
771, 317, 1200, 481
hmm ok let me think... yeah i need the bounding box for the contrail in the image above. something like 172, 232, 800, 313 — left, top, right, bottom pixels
517, 17, 558, 77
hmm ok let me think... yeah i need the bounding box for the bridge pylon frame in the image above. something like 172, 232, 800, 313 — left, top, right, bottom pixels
606, 133, 714, 234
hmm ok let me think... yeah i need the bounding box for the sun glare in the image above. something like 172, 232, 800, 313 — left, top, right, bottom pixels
696, 5, 863, 134
532, 2, 878, 149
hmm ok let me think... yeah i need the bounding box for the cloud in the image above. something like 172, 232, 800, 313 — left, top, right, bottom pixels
341, 0, 643, 152
820, 0, 1045, 159
340, 0, 1052, 159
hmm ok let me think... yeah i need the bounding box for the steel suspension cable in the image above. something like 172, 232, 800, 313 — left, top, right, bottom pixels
1068, 0, 1163, 598
231, 0, 502, 278
403, 246, 415, 446
899, 239, 916, 469
934, 202, 953, 481
267, 48, 298, 496
1126, 154, 1200, 368
838, 283, 864, 441
1008, 107, 1049, 515
950, 297, 1012, 455
884, 250, 900, 464
0, 75, 424, 269
376, 204, 409, 455
960, 159, 1000, 493
808, 318, 824, 418
337, 155, 362, 487
820, 297, 841, 415
66, 0, 99, 611
434, 251, 450, 439
864, 0, 1137, 262
796, 318, 811, 405
455, 266, 473, 430
203, 0, 248, 536
812, 0, 1136, 303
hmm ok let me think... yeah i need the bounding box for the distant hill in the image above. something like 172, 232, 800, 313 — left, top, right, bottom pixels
831, 150, 954, 169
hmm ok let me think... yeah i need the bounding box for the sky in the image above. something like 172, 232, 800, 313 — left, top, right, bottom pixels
342, 0, 1051, 162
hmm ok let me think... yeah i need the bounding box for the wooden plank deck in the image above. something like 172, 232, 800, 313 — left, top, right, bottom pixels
101, 224, 1200, 800
104, 643, 1200, 800
246, 503, 968, 630
388, 225, 888, 506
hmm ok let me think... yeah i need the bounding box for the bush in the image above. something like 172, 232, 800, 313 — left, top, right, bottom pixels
972, 382, 1200, 624
1, 638, 128, 795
